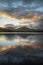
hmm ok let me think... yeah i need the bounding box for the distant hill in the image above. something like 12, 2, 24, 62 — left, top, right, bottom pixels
0, 27, 15, 32
0, 26, 43, 32
16, 27, 33, 32
4, 24, 16, 30
15, 27, 43, 32
0, 24, 16, 32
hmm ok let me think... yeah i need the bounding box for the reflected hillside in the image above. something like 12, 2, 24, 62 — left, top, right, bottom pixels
0, 43, 43, 65
0, 34, 43, 65
0, 34, 43, 48
5, 34, 15, 40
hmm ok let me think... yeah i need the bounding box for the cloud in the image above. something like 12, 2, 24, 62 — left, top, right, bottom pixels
0, 0, 43, 17
0, 0, 43, 12
0, 10, 43, 30
0, 0, 43, 30
0, 10, 15, 19
35, 18, 43, 30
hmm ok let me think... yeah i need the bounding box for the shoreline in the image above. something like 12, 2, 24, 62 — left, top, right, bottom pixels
0, 32, 43, 34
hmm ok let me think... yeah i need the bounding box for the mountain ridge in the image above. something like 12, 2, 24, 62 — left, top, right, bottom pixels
0, 24, 43, 32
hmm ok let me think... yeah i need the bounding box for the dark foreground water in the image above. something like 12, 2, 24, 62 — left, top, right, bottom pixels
0, 34, 43, 65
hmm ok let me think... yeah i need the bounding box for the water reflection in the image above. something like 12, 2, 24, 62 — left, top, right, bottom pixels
0, 34, 43, 50
0, 34, 43, 63
5, 34, 15, 40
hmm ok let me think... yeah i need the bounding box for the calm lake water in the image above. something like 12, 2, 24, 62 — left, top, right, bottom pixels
0, 34, 43, 49
0, 34, 43, 63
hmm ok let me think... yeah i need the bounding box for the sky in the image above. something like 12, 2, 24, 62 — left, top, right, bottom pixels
0, 0, 43, 30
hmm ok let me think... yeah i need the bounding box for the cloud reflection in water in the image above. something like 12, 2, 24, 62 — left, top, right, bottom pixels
0, 34, 43, 50
0, 34, 43, 64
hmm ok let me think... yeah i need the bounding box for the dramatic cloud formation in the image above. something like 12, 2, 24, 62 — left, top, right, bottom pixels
0, 0, 43, 30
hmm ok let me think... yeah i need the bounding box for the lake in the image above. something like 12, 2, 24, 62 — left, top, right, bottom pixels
0, 34, 43, 49
0, 34, 43, 64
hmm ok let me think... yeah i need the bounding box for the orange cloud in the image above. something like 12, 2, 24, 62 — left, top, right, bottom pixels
0, 10, 15, 19
24, 15, 41, 22
0, 10, 42, 24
